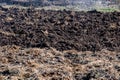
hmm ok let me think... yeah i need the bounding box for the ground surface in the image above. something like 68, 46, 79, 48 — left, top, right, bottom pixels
0, 45, 120, 80
0, 7, 120, 52
0, 7, 120, 80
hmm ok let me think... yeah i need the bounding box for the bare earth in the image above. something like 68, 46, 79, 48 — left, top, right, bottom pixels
0, 7, 120, 80
0, 45, 120, 80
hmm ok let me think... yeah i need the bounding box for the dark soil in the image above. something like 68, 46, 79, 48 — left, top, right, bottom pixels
0, 7, 120, 51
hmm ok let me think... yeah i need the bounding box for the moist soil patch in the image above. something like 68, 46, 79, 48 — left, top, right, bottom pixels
0, 8, 120, 51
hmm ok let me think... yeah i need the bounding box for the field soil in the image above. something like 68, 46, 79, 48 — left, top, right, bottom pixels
0, 7, 120, 80
0, 45, 120, 80
0, 7, 120, 52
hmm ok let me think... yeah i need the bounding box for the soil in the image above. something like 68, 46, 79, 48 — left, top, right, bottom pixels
0, 8, 120, 52
0, 7, 120, 80
0, 45, 120, 80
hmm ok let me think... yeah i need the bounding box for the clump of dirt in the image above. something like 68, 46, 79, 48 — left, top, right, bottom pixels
0, 7, 120, 51
0, 45, 120, 80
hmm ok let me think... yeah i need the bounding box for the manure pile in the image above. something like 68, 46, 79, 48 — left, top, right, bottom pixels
0, 7, 120, 80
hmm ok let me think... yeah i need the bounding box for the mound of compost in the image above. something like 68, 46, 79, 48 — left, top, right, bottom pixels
0, 7, 120, 51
